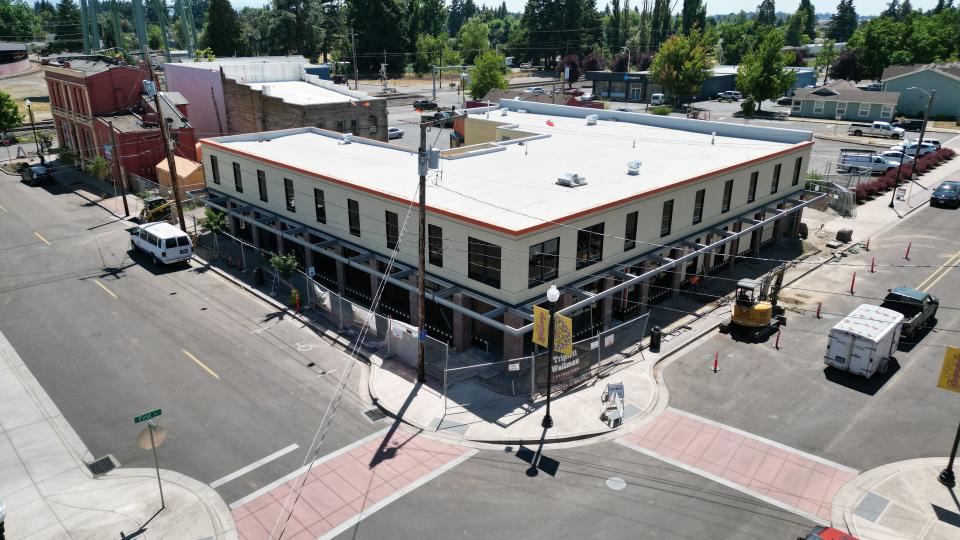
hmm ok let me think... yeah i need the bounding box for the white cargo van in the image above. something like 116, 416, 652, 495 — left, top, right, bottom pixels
131, 222, 193, 265
824, 304, 903, 378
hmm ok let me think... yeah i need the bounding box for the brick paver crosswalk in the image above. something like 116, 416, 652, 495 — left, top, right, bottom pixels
618, 408, 858, 521
232, 428, 474, 539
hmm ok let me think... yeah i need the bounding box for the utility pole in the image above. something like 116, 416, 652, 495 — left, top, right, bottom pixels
350, 28, 358, 90
911, 88, 936, 178
107, 121, 130, 217
153, 91, 187, 232
416, 120, 428, 383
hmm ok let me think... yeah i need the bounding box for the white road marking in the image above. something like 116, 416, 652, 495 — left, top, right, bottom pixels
296, 342, 314, 352
0, 203, 7, 212
230, 428, 390, 509
210, 443, 300, 488
319, 448, 477, 540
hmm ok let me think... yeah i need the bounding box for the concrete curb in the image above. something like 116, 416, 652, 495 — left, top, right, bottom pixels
813, 133, 898, 147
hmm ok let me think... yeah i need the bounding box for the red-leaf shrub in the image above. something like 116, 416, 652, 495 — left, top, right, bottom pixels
915, 160, 928, 174
864, 181, 878, 196
939, 148, 956, 160
854, 183, 868, 202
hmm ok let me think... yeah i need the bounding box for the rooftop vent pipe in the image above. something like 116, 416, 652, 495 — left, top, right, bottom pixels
586, 114, 599, 126
340, 134, 353, 144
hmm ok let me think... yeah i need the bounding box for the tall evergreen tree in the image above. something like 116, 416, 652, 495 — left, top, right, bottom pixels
798, 0, 816, 38
609, 0, 622, 49
827, 0, 858, 42
204, 0, 241, 56
681, 0, 707, 35
650, 0, 672, 50
347, 0, 407, 73
883, 0, 899, 18
55, 0, 82, 41
755, 0, 777, 26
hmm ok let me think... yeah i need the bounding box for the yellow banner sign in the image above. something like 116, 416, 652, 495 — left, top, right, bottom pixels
532, 306, 550, 348
937, 346, 960, 394
530, 306, 574, 356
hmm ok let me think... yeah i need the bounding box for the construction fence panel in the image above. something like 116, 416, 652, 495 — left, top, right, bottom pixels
386, 319, 449, 380
441, 356, 536, 409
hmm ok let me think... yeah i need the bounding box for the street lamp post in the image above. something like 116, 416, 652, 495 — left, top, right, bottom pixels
938, 421, 960, 488
542, 284, 560, 429
907, 86, 936, 178
25, 98, 44, 164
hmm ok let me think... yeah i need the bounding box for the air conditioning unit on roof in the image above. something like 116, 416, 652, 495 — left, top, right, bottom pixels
557, 172, 587, 187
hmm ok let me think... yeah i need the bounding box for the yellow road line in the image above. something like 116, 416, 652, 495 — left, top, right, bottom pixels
182, 349, 221, 381
93, 279, 118, 299
0, 203, 7, 212
917, 249, 960, 291
34, 232, 50, 246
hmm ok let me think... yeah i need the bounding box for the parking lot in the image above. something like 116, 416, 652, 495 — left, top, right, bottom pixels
661, 200, 960, 472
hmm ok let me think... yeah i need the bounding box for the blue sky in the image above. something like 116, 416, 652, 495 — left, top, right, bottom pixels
230, 1, 941, 17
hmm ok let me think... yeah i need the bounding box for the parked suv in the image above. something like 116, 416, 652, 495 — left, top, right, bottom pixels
131, 222, 194, 265
891, 118, 924, 131
650, 93, 666, 105
891, 140, 936, 156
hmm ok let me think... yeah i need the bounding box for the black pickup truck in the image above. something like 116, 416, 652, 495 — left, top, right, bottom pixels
880, 287, 938, 338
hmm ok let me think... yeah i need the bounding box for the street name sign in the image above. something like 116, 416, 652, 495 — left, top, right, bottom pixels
134, 409, 162, 424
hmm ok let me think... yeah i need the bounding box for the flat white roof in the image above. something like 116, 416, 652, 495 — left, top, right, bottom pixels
203, 107, 810, 235
242, 80, 358, 105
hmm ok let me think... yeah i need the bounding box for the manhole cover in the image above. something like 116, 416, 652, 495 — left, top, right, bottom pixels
606, 477, 627, 491
364, 408, 388, 422
87, 455, 118, 476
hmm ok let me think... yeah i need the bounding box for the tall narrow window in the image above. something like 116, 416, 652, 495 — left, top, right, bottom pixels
748, 171, 758, 203
576, 223, 605, 269
468, 237, 501, 289
347, 199, 360, 237
528, 237, 560, 287
428, 224, 443, 267
313, 188, 326, 223
385, 210, 399, 249
792, 156, 802, 186
350, 119, 358, 135
722, 179, 733, 213
233, 162, 242, 193
692, 189, 705, 225
624, 211, 638, 251
284, 178, 295, 212
368, 115, 378, 135
211, 155, 220, 184
660, 200, 674, 237
257, 170, 268, 202
336, 119, 344, 132
771, 164, 781, 194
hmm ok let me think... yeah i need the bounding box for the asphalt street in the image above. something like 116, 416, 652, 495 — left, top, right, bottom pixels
333, 440, 813, 540
663, 199, 960, 472
0, 168, 381, 505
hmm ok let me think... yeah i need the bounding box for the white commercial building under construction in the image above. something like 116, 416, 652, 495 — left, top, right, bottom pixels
192, 100, 816, 363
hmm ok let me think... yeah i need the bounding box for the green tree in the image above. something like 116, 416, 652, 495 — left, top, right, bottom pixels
0, 90, 24, 134
650, 0, 672, 50
347, 0, 408, 73
815, 39, 838, 83
203, 207, 227, 254
469, 49, 507, 100
414, 33, 460, 74
649, 31, 714, 104
203, 0, 241, 56
827, 0, 858, 42
607, 0, 622, 49
736, 29, 796, 111
147, 24, 163, 50
829, 50, 861, 80
1, 0, 40, 41
798, 0, 817, 39
785, 9, 809, 46
270, 252, 300, 281
755, 0, 777, 27
85, 156, 110, 180
458, 16, 490, 64
270, 0, 325, 58
681, 0, 706, 35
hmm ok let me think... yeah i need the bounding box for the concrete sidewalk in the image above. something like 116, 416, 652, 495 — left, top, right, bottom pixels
832, 458, 960, 540
0, 330, 236, 539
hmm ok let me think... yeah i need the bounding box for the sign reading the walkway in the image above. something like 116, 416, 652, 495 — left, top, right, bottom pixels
937, 346, 960, 394
134, 409, 162, 424
531, 308, 574, 355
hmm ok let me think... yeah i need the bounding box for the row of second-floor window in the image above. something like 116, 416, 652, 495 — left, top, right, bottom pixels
48, 82, 89, 116
316, 115, 380, 136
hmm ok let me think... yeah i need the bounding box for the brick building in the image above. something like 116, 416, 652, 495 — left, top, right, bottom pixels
214, 62, 388, 141
44, 56, 196, 182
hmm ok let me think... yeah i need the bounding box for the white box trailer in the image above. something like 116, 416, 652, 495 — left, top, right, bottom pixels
824, 304, 903, 378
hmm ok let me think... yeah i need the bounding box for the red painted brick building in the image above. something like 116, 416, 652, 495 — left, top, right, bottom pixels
44, 57, 196, 182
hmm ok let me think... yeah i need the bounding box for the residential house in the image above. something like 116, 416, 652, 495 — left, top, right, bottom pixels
881, 63, 960, 120
790, 81, 900, 122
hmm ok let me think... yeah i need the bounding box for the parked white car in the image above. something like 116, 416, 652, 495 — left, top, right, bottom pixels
524, 87, 545, 95
891, 140, 937, 156
719, 90, 742, 101
388, 127, 404, 139
131, 222, 194, 265
650, 93, 666, 105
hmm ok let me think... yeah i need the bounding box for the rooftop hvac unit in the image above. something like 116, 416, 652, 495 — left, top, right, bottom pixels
501, 108, 508, 116
340, 133, 353, 144
627, 160, 642, 175
586, 114, 599, 126
556, 172, 588, 187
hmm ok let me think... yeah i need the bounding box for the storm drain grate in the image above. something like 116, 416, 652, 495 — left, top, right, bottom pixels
86, 455, 118, 476
364, 408, 388, 422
